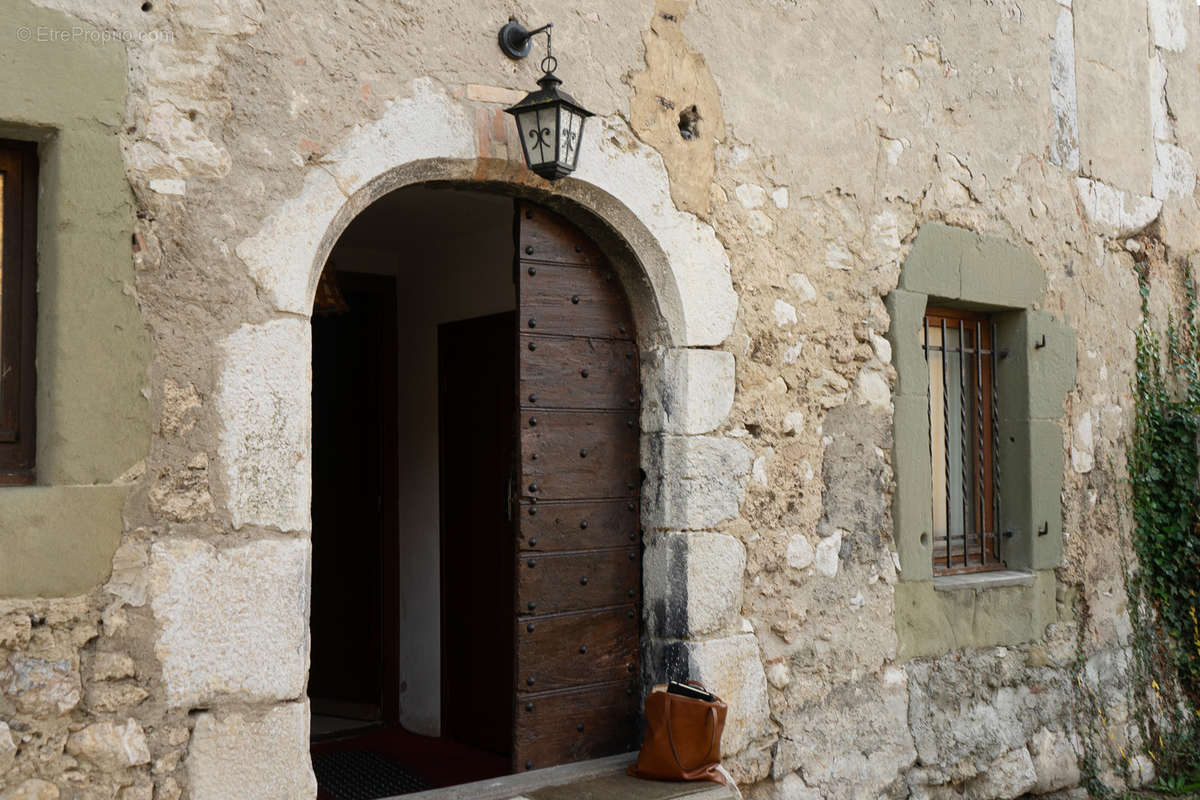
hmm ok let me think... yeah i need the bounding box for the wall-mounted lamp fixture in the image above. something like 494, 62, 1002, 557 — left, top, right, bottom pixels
499, 18, 594, 181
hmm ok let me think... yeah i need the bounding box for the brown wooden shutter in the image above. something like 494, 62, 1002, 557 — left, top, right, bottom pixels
512, 202, 641, 772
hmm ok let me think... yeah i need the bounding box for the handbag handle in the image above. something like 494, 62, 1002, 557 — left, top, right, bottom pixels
665, 694, 719, 772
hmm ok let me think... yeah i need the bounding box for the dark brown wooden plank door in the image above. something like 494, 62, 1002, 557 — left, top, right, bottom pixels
513, 202, 641, 772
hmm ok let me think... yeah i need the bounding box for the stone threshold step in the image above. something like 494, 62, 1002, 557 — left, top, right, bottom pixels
390, 754, 739, 800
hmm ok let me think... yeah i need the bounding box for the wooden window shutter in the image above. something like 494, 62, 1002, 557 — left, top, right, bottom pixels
0, 140, 38, 484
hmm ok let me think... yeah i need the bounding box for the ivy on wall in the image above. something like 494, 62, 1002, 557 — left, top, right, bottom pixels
1124, 274, 1200, 778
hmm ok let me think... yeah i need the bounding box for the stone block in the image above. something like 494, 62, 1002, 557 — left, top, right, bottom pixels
1167, 16, 1200, 160
813, 531, 842, 578
1153, 141, 1197, 200
773, 670, 915, 796
808, 370, 849, 409
0, 654, 81, 718
687, 634, 770, 756
1074, 0, 1153, 195
1148, 0, 1188, 51
90, 652, 136, 682
217, 318, 312, 533
644, 531, 745, 638
149, 537, 310, 708
893, 394, 934, 582
1075, 178, 1162, 237
0, 780, 59, 800
908, 647, 1071, 769
185, 702, 316, 800
965, 747, 1037, 800
641, 349, 735, 435
897, 223, 962, 297
685, 533, 746, 635
1, 485, 130, 598
66, 719, 151, 771
84, 681, 150, 714
0, 721, 15, 773
886, 290, 929, 399
896, 572, 1058, 661
1028, 728, 1080, 794
643, 435, 752, 530
958, 235, 1045, 310
1050, 5, 1080, 171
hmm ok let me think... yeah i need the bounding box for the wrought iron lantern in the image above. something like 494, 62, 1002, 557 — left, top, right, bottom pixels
499, 20, 594, 181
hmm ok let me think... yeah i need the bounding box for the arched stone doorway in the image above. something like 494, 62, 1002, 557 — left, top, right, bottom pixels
211, 78, 764, 798
307, 186, 648, 792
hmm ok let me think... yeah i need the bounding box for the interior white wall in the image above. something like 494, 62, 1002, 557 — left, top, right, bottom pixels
326, 188, 515, 735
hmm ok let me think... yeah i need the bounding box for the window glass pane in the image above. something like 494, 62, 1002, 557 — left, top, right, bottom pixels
928, 324, 969, 544
928, 315, 994, 571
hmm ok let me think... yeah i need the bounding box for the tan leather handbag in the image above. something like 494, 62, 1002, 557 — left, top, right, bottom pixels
626, 682, 728, 785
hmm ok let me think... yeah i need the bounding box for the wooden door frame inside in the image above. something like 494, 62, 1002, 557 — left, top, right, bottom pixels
311, 269, 401, 727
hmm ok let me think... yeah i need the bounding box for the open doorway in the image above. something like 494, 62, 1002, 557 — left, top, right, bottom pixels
308, 188, 517, 797
307, 187, 642, 798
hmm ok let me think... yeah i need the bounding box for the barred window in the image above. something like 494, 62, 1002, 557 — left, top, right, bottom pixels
922, 306, 1002, 574
0, 140, 38, 484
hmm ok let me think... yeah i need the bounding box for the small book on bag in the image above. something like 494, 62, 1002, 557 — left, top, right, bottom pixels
667, 681, 715, 702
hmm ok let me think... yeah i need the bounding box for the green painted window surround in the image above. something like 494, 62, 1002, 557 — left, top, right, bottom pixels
886, 223, 1076, 660
0, 1, 150, 598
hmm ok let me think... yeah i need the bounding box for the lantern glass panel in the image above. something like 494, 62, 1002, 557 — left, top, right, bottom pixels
566, 109, 585, 169
556, 107, 576, 171
518, 107, 559, 168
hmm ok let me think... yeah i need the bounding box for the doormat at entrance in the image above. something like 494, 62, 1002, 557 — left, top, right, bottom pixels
313, 750, 432, 799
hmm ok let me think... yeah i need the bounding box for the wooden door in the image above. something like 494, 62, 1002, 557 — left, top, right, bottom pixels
309, 271, 400, 724
512, 202, 641, 772
439, 311, 516, 756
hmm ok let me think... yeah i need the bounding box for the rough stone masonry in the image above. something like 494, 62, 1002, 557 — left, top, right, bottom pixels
1, 0, 1197, 798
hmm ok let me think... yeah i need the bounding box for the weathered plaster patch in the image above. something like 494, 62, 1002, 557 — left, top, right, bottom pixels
217, 318, 311, 532
1075, 177, 1162, 236
149, 537, 310, 708
1150, 54, 1171, 143
628, 0, 725, 216
1152, 141, 1197, 199
1148, 0, 1188, 51
1050, 5, 1080, 171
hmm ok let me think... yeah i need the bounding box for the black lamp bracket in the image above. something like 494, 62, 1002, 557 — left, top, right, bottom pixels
499, 19, 556, 72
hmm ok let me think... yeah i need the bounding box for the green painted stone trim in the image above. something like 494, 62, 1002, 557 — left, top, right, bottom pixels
897, 222, 1045, 307
0, 485, 129, 597
0, 1, 149, 597
887, 224, 1073, 658
894, 570, 1058, 661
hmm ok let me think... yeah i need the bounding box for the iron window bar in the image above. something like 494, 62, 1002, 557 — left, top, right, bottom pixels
921, 312, 1003, 575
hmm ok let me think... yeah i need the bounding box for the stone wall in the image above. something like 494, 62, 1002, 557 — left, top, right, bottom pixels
2, 0, 1196, 797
